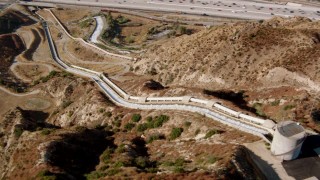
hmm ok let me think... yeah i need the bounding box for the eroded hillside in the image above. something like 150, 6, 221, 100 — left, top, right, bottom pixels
135, 17, 320, 92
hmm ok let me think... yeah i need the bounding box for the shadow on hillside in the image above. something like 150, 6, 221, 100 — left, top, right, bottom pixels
18, 107, 59, 130
203, 89, 267, 118
46, 128, 115, 179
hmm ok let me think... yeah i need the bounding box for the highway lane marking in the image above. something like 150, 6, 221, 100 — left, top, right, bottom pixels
146, 1, 300, 18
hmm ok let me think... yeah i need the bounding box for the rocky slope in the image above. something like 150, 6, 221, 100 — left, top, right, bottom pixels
134, 17, 320, 93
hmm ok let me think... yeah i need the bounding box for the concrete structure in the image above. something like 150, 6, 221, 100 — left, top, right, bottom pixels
38, 8, 286, 141
20, 0, 320, 20
271, 121, 307, 161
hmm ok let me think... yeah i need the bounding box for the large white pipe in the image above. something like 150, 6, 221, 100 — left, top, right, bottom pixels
41, 14, 273, 138
190, 98, 208, 104
239, 114, 265, 124
147, 97, 183, 101
214, 103, 241, 117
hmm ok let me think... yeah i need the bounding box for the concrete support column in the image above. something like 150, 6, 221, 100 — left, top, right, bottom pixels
124, 94, 130, 100
182, 96, 192, 103
139, 97, 147, 103
206, 101, 217, 108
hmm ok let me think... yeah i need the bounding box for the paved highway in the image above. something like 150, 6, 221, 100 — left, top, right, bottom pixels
22, 0, 320, 20
39, 11, 273, 140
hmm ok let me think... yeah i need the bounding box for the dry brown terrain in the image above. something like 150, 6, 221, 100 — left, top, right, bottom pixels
0, 6, 266, 180
51, 8, 98, 39
133, 16, 320, 131
1, 4, 320, 179
135, 17, 320, 91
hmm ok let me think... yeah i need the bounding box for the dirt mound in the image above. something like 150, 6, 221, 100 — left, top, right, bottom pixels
134, 17, 320, 92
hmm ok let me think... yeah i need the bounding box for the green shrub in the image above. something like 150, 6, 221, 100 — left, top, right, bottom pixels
101, 148, 114, 164
61, 100, 72, 109
174, 158, 185, 167
173, 166, 185, 173
162, 158, 185, 172
102, 12, 121, 40
79, 18, 92, 28
124, 123, 135, 131
137, 123, 148, 132
184, 121, 192, 127
253, 103, 266, 116
116, 15, 130, 24
147, 133, 164, 144
85, 170, 106, 180
104, 111, 112, 117
146, 167, 158, 173
271, 100, 280, 106
114, 120, 121, 128
106, 168, 120, 176
146, 116, 153, 122
134, 156, 148, 169
195, 128, 200, 136
169, 127, 183, 140
205, 129, 220, 139
61, 71, 73, 78
40, 70, 58, 83
14, 126, 23, 138
113, 161, 125, 168
283, 104, 295, 111
115, 144, 126, 153
207, 155, 219, 164
131, 114, 141, 122
153, 115, 169, 128
99, 108, 105, 113
41, 128, 52, 136
36, 170, 57, 180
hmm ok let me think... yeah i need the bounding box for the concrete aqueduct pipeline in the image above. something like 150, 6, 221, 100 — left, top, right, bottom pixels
38, 8, 314, 156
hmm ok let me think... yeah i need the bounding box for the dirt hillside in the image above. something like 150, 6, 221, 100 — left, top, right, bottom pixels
135, 17, 320, 92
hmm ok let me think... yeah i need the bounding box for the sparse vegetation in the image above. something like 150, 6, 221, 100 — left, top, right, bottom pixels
104, 111, 112, 117
207, 155, 219, 164
195, 128, 200, 136
136, 115, 169, 132
137, 123, 148, 132
205, 129, 218, 139
41, 128, 53, 136
85, 171, 106, 180
36, 170, 57, 180
253, 103, 266, 117
61, 100, 73, 109
102, 12, 121, 41
79, 18, 93, 28
116, 15, 130, 24
115, 144, 126, 153
162, 158, 186, 173
169, 127, 183, 140
98, 108, 105, 113
39, 70, 58, 83
124, 122, 135, 131
14, 126, 23, 138
131, 113, 141, 122
271, 100, 280, 106
283, 104, 295, 111
146, 133, 165, 144
184, 121, 192, 127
